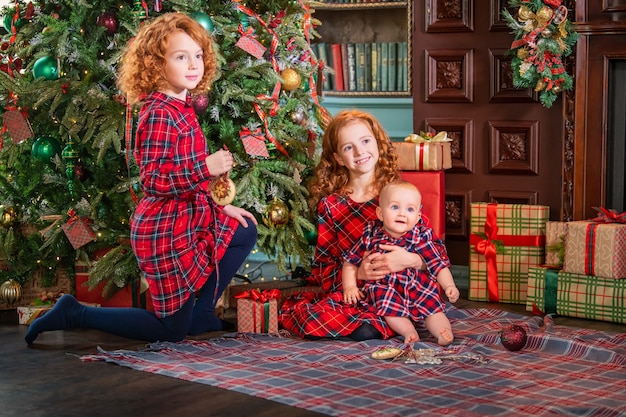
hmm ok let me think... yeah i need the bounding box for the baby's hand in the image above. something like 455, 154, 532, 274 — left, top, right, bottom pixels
343, 286, 363, 304
445, 286, 460, 304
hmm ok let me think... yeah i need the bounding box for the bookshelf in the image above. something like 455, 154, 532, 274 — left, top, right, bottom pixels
311, 1, 412, 97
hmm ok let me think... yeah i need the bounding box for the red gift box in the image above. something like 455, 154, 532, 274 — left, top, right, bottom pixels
235, 289, 280, 333
400, 171, 445, 239
75, 261, 153, 310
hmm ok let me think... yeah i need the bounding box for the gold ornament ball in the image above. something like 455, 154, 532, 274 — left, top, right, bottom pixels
0, 279, 22, 306
262, 199, 290, 227
536, 6, 553, 24
0, 205, 21, 228
518, 5, 532, 21
517, 48, 530, 60
541, 28, 552, 38
281, 68, 301, 91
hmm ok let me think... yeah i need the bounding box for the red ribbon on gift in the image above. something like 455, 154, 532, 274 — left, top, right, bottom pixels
235, 289, 280, 332
591, 207, 626, 224
470, 204, 546, 303
582, 207, 626, 275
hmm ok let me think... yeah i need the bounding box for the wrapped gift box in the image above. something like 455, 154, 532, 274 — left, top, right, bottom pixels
563, 219, 626, 279
469, 203, 549, 304
527, 266, 626, 324
394, 142, 452, 171
545, 221, 568, 268
75, 261, 153, 310
237, 295, 279, 333
61, 215, 96, 250
225, 279, 321, 309
400, 171, 445, 239
17, 305, 51, 325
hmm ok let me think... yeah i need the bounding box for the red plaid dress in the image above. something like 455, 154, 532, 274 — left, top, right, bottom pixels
130, 92, 239, 318
280, 195, 409, 339
344, 220, 450, 320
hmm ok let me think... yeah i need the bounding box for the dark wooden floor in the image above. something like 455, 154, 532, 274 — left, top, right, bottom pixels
1, 294, 624, 417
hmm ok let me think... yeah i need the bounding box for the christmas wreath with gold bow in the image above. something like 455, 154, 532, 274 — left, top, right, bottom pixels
502, 0, 578, 108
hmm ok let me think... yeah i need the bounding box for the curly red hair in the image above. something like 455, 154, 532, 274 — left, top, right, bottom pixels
117, 13, 218, 105
308, 109, 399, 211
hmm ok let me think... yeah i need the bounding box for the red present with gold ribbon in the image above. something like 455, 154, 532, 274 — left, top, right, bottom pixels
469, 203, 549, 304
562, 207, 626, 279
235, 289, 280, 333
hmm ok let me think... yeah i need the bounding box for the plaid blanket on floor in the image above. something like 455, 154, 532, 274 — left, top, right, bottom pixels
80, 307, 626, 417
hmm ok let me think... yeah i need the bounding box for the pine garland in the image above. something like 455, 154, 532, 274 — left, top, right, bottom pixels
502, 0, 578, 108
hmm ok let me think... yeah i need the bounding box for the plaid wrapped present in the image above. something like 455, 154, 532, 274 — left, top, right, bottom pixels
236, 289, 279, 333
469, 203, 549, 304
61, 210, 96, 249
226, 279, 321, 309
545, 221, 568, 267
562, 208, 626, 279
527, 266, 626, 324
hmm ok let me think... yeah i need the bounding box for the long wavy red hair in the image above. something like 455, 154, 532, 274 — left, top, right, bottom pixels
117, 13, 218, 105
308, 109, 400, 212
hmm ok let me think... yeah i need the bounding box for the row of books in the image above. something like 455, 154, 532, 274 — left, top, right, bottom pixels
312, 42, 409, 93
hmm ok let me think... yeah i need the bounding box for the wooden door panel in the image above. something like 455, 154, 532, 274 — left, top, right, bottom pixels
413, 0, 564, 265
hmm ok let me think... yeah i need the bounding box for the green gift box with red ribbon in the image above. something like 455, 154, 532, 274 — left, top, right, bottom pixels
235, 289, 280, 333
527, 266, 626, 324
469, 203, 549, 304
562, 207, 626, 279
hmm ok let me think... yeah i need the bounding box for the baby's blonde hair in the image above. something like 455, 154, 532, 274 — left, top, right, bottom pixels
379, 180, 422, 208
117, 13, 218, 105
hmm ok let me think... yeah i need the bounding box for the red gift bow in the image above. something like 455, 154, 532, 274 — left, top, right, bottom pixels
235, 289, 280, 332
591, 207, 626, 224
234, 288, 281, 302
470, 204, 546, 302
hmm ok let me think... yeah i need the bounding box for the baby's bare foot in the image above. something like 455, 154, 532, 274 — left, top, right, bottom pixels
437, 328, 454, 346
404, 332, 420, 344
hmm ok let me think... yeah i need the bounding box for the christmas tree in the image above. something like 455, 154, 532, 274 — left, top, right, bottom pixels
0, 0, 326, 294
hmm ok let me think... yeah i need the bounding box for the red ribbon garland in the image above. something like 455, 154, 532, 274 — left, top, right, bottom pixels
235, 289, 280, 332
469, 204, 546, 302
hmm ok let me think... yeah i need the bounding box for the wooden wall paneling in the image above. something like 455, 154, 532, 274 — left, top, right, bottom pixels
489, 48, 536, 102
426, 0, 473, 33
488, 190, 539, 205
425, 49, 474, 103
445, 189, 472, 238
488, 120, 540, 175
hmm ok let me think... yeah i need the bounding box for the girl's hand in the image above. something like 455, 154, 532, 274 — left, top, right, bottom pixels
445, 286, 460, 303
370, 244, 425, 275
206, 149, 234, 176
222, 205, 258, 227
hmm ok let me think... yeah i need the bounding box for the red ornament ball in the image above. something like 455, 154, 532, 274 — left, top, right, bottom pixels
192, 94, 209, 114
97, 11, 118, 35
500, 324, 528, 351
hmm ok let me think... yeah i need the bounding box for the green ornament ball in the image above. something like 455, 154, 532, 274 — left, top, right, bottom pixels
32, 136, 61, 161
33, 56, 59, 80
304, 228, 318, 246
191, 12, 214, 32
